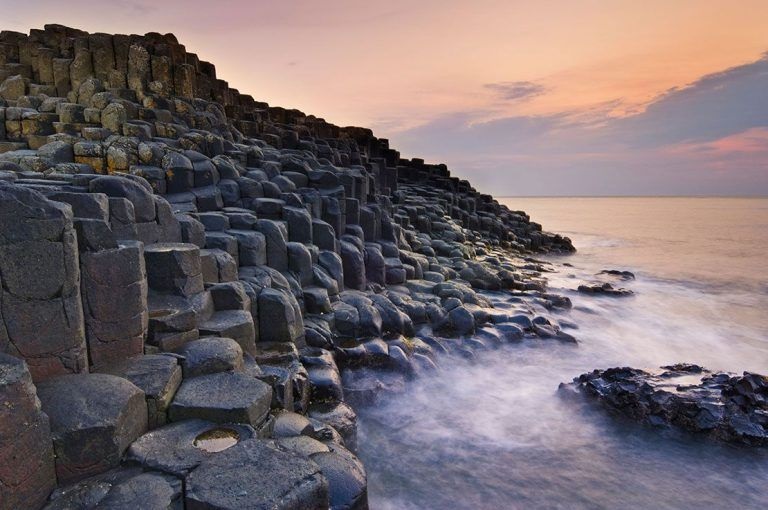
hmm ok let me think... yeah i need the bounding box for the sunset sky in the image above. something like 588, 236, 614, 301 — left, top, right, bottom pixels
6, 0, 768, 195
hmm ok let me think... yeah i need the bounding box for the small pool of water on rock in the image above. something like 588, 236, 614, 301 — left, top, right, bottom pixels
357, 197, 768, 509
193, 428, 240, 453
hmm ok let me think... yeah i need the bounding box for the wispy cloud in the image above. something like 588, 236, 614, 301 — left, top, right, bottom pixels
484, 81, 547, 102
391, 53, 768, 196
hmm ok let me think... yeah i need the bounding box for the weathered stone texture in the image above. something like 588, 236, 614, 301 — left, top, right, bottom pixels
80, 242, 148, 368
0, 183, 87, 381
0, 353, 57, 510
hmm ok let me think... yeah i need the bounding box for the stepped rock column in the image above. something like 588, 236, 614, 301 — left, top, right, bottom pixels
0, 184, 87, 381
80, 236, 148, 369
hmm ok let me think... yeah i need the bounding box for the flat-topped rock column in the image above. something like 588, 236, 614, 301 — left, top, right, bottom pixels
144, 242, 204, 296
80, 240, 148, 368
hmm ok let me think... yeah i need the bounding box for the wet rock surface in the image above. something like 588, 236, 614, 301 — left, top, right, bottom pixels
577, 282, 634, 297
44, 466, 183, 510
127, 419, 258, 476
561, 365, 768, 446
184, 439, 329, 510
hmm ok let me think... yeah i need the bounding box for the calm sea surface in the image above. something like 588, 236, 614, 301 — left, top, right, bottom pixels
357, 197, 768, 509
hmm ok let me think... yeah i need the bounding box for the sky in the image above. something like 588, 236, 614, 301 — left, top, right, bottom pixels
4, 0, 768, 196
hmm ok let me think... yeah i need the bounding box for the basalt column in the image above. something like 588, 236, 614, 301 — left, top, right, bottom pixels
0, 183, 87, 381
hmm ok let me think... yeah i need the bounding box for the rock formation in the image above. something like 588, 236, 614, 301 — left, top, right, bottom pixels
0, 24, 574, 509
560, 364, 768, 446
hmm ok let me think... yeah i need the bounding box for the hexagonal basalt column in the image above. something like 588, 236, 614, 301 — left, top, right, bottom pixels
37, 373, 148, 484
184, 439, 329, 510
169, 372, 272, 426
80, 241, 148, 369
144, 242, 204, 296
127, 419, 258, 477
96, 354, 182, 429
0, 183, 87, 381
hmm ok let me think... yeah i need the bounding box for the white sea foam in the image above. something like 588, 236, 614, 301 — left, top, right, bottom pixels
358, 197, 768, 509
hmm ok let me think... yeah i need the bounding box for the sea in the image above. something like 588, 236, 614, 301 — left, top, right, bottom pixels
356, 197, 768, 509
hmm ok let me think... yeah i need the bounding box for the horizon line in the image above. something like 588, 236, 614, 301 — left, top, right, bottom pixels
497, 194, 768, 198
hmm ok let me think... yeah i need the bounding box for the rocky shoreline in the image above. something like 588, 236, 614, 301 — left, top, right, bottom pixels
0, 25, 576, 510
560, 364, 768, 446
0, 25, 763, 510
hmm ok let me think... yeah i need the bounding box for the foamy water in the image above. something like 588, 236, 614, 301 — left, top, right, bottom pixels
357, 197, 768, 509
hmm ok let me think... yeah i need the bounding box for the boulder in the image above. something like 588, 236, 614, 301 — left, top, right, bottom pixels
562, 365, 768, 446
0, 74, 26, 100
309, 442, 367, 510
308, 401, 358, 452
340, 241, 365, 291
258, 288, 304, 344
90, 175, 156, 222
177, 337, 244, 378
577, 282, 633, 297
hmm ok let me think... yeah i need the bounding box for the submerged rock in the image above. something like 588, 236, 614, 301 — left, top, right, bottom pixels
598, 269, 636, 280
577, 282, 633, 297
560, 365, 768, 446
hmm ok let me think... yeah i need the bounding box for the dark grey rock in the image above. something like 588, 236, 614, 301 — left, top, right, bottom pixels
447, 305, 476, 336
169, 372, 272, 426
0, 354, 57, 510
177, 337, 244, 378
228, 229, 267, 266
37, 373, 148, 484
127, 419, 258, 476
44, 467, 183, 510
184, 439, 329, 510
258, 288, 304, 344
198, 310, 256, 355
340, 241, 365, 291
577, 282, 633, 297
144, 243, 204, 296
89, 175, 156, 222
283, 206, 313, 243
309, 443, 367, 510
287, 241, 313, 286
96, 354, 182, 429
272, 410, 314, 438
318, 250, 345, 291
255, 219, 289, 271
0, 183, 87, 381
561, 365, 768, 446
308, 401, 358, 452
80, 242, 148, 368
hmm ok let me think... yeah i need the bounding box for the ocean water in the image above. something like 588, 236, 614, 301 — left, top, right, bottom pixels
357, 197, 768, 509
